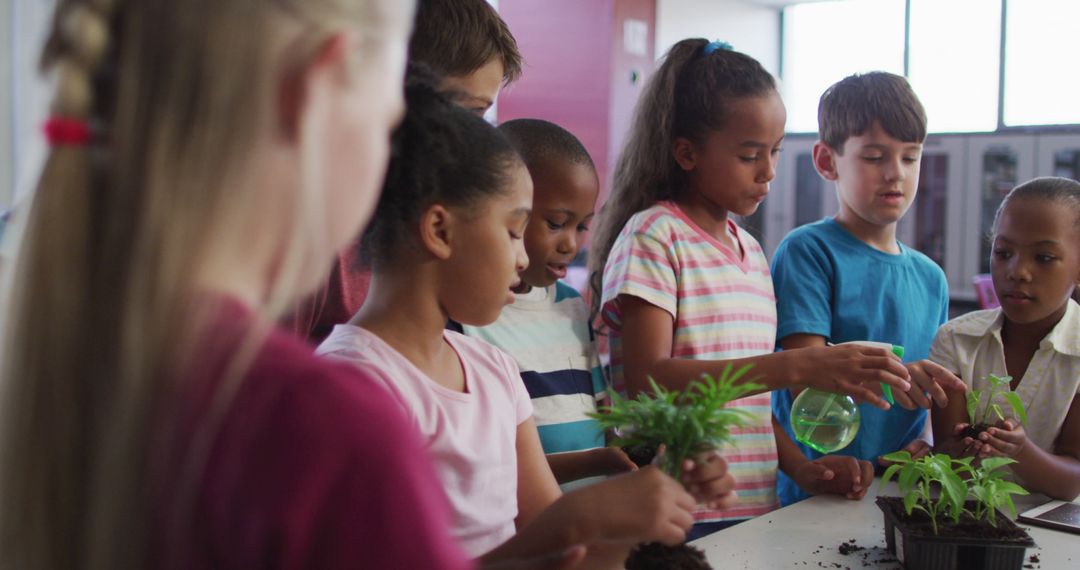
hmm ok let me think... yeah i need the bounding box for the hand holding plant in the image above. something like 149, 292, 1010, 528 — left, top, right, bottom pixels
962, 374, 1028, 433
969, 419, 1029, 459
677, 450, 737, 510
588, 446, 639, 476
589, 364, 763, 481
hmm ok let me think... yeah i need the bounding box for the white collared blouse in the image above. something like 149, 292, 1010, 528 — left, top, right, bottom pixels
930, 299, 1080, 454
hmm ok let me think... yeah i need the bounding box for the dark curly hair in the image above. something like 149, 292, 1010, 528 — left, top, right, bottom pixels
361, 66, 522, 268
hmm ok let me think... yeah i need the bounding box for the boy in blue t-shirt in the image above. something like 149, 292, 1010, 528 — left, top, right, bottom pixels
771, 72, 966, 505
462, 119, 636, 487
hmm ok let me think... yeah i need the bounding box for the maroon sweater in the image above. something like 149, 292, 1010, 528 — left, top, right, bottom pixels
158, 297, 470, 569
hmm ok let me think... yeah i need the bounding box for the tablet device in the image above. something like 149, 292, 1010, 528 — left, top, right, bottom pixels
1018, 500, 1080, 534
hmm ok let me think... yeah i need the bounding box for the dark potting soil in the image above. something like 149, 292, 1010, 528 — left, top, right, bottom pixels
621, 444, 658, 468
878, 496, 1032, 542
837, 538, 866, 555
959, 423, 992, 439
625, 542, 711, 570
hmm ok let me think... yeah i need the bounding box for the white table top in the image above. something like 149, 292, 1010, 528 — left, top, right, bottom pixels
691, 479, 1080, 569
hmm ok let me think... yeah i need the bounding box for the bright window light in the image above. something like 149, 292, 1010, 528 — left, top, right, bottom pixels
781, 0, 906, 134
1003, 0, 1080, 126
908, 0, 1000, 133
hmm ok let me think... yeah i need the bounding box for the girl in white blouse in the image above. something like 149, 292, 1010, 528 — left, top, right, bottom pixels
930, 177, 1080, 501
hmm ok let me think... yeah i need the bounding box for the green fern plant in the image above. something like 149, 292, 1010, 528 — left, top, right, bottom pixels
966, 373, 1028, 427
588, 364, 763, 480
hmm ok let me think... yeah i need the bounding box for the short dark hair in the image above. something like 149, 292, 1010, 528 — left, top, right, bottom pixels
362, 64, 522, 268
409, 0, 522, 84
498, 119, 595, 175
818, 72, 927, 152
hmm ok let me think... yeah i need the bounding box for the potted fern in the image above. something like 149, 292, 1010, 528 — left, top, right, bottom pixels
589, 364, 763, 570
876, 451, 1035, 569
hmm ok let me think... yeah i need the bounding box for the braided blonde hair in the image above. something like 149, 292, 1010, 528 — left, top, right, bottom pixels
0, 1, 413, 568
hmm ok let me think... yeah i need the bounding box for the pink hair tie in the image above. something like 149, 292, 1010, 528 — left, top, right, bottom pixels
43, 118, 93, 146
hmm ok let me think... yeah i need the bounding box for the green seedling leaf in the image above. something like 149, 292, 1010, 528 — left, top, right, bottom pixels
979, 456, 1018, 472
966, 390, 980, 424
881, 450, 913, 464
1002, 392, 1028, 425
903, 490, 920, 515
991, 403, 1005, 422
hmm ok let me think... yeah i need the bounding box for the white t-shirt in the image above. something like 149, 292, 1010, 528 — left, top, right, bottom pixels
317, 326, 533, 556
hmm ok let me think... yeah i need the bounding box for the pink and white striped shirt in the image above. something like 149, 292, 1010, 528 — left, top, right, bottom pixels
601, 201, 779, 522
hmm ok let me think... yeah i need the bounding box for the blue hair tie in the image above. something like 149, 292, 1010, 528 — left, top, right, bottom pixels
703, 40, 733, 55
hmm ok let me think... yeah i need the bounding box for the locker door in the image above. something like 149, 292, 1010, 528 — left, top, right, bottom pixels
959, 134, 1036, 301
903, 136, 967, 297
758, 136, 819, 260
1035, 133, 1080, 180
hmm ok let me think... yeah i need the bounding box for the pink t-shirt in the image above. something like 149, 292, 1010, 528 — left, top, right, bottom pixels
317, 326, 534, 557
159, 297, 470, 570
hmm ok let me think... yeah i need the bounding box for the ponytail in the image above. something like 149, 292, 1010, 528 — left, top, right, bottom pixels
588, 39, 776, 318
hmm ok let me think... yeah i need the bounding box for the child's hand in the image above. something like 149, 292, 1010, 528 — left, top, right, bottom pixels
793, 455, 873, 500
679, 450, 737, 510
589, 446, 638, 476
799, 345, 910, 410
975, 419, 1028, 459
573, 467, 695, 546
952, 423, 985, 457
892, 360, 966, 410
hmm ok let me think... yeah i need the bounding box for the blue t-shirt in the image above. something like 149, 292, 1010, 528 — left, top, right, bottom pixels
770, 217, 949, 505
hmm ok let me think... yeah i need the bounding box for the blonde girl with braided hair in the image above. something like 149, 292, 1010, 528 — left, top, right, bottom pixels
0, 1, 590, 569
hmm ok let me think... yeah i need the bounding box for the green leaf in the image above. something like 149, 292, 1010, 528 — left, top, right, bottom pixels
991, 403, 1005, 421
898, 463, 920, 495
881, 450, 913, 464
979, 457, 1017, 472
1002, 392, 1028, 425
995, 481, 1029, 497
903, 491, 920, 514
966, 390, 980, 424
881, 464, 903, 486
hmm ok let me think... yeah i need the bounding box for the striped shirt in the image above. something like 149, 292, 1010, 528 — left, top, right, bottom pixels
464, 282, 606, 460
600, 201, 779, 521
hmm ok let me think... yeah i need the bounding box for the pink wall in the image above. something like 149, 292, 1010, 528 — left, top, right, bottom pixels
497, 0, 657, 207
608, 0, 656, 206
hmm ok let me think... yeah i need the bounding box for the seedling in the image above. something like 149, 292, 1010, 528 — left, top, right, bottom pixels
968, 457, 1029, 527
589, 364, 763, 480
965, 373, 1028, 429
880, 451, 1029, 535
880, 451, 972, 535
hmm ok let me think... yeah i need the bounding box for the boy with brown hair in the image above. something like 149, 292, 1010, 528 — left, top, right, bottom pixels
291, 0, 523, 342
770, 72, 965, 505
410, 0, 521, 115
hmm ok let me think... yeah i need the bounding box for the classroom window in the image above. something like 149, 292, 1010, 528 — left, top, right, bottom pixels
781, 0, 906, 134
1003, 0, 1080, 127
907, 0, 1000, 133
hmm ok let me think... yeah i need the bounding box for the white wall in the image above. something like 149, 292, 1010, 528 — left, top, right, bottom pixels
1, 0, 12, 209
655, 0, 781, 75
12, 0, 54, 207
